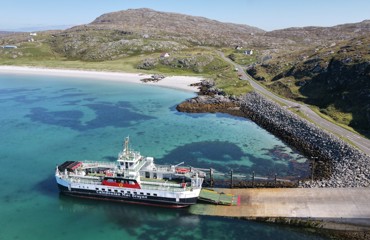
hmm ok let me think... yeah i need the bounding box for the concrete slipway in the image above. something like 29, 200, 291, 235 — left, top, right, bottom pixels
190, 188, 370, 229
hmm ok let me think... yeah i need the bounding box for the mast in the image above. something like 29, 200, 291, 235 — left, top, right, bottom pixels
124, 136, 129, 155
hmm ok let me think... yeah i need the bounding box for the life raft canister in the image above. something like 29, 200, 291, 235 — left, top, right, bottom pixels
176, 167, 190, 174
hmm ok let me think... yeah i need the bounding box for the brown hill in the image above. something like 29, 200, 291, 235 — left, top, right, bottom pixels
265, 20, 370, 46
82, 8, 266, 46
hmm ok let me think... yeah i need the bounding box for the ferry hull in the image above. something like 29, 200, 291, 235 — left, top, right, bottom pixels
57, 184, 198, 208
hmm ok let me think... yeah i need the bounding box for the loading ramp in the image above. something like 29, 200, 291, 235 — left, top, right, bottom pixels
198, 188, 240, 206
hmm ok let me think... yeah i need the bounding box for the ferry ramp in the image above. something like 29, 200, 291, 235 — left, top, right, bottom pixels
198, 188, 240, 206
191, 188, 370, 223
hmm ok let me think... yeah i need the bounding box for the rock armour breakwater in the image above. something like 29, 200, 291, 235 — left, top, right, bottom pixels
177, 81, 370, 187
240, 92, 370, 187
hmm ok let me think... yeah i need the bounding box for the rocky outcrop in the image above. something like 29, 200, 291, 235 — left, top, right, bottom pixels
176, 95, 242, 116
176, 80, 243, 116
140, 74, 165, 82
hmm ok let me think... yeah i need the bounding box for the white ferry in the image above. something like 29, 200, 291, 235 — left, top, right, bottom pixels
55, 137, 205, 208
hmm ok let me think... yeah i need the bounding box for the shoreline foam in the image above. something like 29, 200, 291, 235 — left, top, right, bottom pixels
0, 66, 202, 93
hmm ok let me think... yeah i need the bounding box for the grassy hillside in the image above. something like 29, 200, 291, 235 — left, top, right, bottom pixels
247, 36, 370, 137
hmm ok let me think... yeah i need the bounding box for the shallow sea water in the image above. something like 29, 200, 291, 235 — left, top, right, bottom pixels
0, 74, 326, 240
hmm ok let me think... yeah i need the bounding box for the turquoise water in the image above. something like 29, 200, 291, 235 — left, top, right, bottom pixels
0, 74, 324, 240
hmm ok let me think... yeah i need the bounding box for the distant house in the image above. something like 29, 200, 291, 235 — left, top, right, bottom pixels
28, 37, 34, 42
235, 46, 243, 50
160, 52, 170, 58
30, 32, 37, 36
244, 50, 253, 55
2, 45, 17, 49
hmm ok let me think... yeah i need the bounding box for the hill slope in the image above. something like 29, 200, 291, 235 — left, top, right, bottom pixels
264, 20, 370, 47
88, 8, 264, 46
247, 35, 370, 136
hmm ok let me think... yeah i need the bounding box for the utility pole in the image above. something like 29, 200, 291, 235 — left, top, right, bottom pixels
274, 173, 277, 187
230, 169, 233, 188
252, 171, 255, 188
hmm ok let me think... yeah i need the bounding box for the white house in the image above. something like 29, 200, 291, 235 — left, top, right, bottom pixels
30, 32, 37, 36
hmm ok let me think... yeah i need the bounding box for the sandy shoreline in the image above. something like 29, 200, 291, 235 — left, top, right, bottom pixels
0, 66, 202, 93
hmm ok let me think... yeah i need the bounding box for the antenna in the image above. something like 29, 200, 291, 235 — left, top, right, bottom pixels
124, 136, 129, 155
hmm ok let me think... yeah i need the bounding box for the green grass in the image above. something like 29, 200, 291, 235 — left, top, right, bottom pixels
0, 54, 142, 73
213, 66, 253, 95
310, 106, 363, 136
318, 104, 353, 126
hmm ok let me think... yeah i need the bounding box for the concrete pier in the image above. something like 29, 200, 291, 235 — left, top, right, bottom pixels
190, 188, 370, 223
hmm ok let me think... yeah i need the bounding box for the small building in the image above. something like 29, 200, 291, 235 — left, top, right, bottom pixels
244, 50, 253, 55
30, 32, 37, 36
160, 52, 170, 58
28, 37, 34, 42
2, 45, 17, 49
235, 46, 243, 50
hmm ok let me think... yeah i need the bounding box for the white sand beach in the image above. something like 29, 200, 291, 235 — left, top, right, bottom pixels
0, 66, 202, 93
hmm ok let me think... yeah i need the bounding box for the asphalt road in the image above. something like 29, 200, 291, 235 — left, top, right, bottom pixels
217, 51, 370, 156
